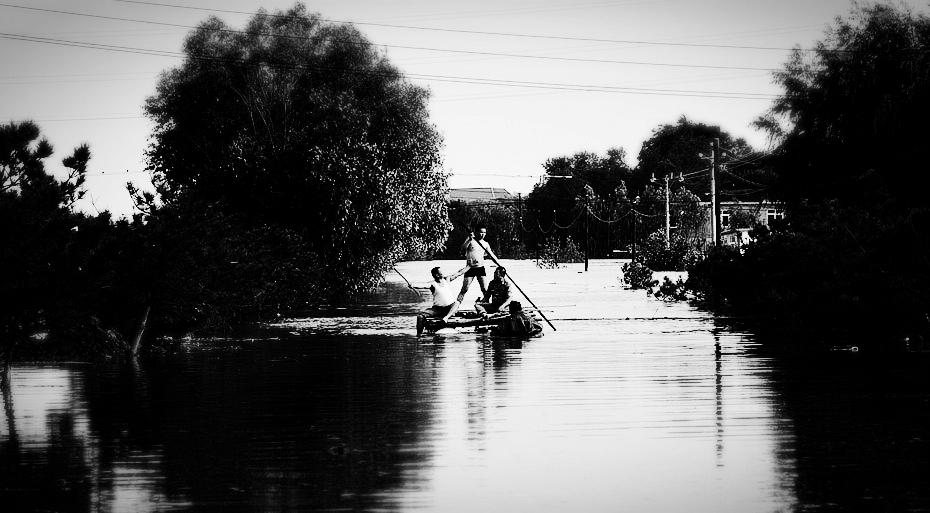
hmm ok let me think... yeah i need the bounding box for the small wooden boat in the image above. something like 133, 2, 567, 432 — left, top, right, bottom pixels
416, 311, 543, 336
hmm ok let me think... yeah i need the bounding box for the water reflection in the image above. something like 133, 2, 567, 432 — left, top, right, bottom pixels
1, 339, 438, 512
3, 261, 930, 511
751, 340, 930, 512
1, 367, 96, 512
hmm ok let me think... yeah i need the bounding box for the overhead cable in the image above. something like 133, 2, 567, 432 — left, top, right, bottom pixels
0, 2, 790, 73
108, 0, 901, 54
0, 32, 780, 100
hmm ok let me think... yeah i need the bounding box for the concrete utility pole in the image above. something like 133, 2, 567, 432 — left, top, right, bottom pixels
584, 195, 589, 272
631, 197, 639, 262
664, 174, 671, 249
710, 138, 722, 247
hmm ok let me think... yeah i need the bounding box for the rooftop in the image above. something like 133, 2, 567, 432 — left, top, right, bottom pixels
449, 188, 514, 203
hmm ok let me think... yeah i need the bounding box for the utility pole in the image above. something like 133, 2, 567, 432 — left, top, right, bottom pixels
711, 138, 722, 247
664, 174, 671, 249
651, 172, 673, 249
584, 195, 589, 272
631, 196, 639, 262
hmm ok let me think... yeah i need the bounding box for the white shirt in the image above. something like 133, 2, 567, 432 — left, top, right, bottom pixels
430, 279, 456, 307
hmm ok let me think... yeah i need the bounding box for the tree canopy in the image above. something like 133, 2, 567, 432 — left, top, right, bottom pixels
636, 116, 767, 203
521, 149, 633, 258
144, 3, 449, 297
690, 2, 930, 345
0, 121, 112, 366
755, 2, 930, 207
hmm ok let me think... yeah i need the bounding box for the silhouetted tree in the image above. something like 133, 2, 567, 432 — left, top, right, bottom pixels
144, 3, 448, 301
692, 3, 930, 344
0, 121, 93, 368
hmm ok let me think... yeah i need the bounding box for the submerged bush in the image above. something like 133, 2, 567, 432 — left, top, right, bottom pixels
622, 261, 656, 290
637, 230, 701, 271
535, 236, 584, 269
653, 276, 689, 301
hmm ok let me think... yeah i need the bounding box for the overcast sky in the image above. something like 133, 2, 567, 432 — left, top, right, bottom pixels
2, 0, 926, 218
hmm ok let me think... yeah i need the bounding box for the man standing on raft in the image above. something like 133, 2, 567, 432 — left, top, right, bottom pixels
458, 223, 499, 304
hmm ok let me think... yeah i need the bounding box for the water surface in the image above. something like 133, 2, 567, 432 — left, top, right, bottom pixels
2, 260, 929, 512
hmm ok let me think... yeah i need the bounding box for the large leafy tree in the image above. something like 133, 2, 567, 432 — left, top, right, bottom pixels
439, 200, 526, 260
692, 3, 930, 344
0, 121, 98, 369
524, 149, 633, 258
636, 116, 763, 203
755, 3, 930, 207
144, 3, 448, 298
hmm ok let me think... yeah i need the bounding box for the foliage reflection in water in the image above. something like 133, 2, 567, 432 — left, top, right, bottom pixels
3, 260, 930, 511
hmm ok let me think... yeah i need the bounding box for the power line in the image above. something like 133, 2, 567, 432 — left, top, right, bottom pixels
0, 76, 157, 85
0, 32, 179, 58
108, 0, 829, 53
0, 32, 781, 100
0, 71, 156, 80
404, 71, 777, 98
0, 2, 195, 31
455, 173, 541, 178
84, 170, 150, 176
1, 115, 144, 122
0, 2, 788, 73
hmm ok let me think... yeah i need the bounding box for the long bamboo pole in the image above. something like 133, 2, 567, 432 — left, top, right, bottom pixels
393, 266, 422, 298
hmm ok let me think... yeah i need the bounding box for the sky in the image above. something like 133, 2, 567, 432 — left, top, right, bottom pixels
2, 0, 927, 219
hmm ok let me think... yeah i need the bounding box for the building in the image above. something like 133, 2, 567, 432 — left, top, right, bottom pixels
448, 187, 514, 203
719, 201, 784, 230
720, 227, 753, 249
700, 200, 785, 248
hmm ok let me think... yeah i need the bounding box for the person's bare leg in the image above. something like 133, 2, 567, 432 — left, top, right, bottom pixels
441, 301, 460, 322
458, 276, 474, 303
477, 275, 489, 297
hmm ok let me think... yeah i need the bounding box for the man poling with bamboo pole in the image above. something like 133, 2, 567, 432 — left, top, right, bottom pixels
457, 223, 498, 304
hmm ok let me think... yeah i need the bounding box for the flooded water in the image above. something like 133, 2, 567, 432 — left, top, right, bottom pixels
3, 259, 930, 512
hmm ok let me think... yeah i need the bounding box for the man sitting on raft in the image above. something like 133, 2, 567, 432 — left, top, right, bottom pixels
417, 266, 468, 322
475, 266, 512, 318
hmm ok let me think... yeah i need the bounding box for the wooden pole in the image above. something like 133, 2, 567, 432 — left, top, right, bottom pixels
393, 266, 422, 298
711, 138, 722, 247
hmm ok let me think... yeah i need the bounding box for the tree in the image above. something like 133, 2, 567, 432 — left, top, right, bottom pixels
442, 200, 526, 260
144, 3, 448, 299
635, 116, 761, 202
538, 149, 632, 199
524, 149, 633, 258
0, 121, 96, 370
754, 3, 930, 207
691, 3, 930, 345
635, 186, 706, 270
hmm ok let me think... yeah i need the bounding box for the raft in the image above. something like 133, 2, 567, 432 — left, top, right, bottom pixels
416, 311, 543, 336
416, 311, 505, 336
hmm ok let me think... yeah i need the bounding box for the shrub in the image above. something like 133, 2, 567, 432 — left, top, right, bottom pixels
638, 230, 701, 271
535, 235, 584, 269
622, 261, 656, 289
653, 276, 689, 301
